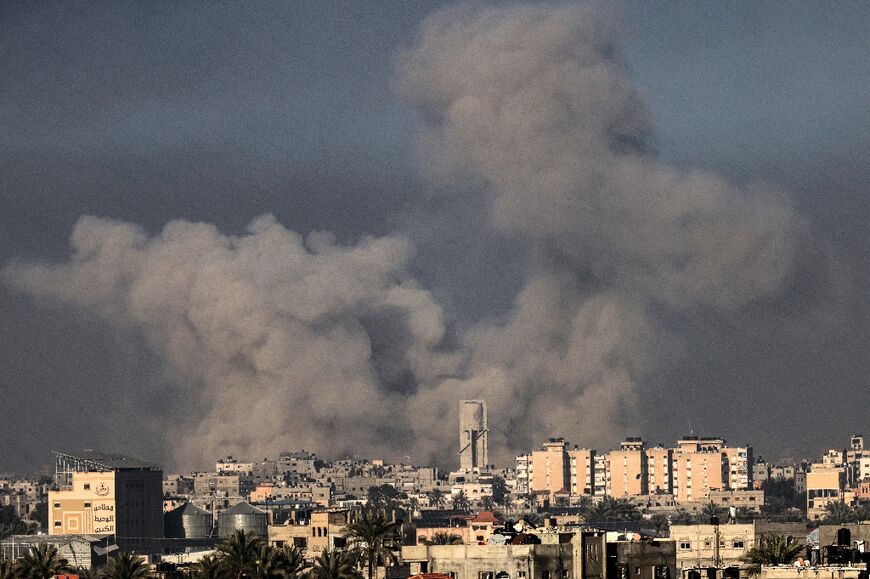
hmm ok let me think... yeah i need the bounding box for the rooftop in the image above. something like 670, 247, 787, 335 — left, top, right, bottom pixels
53, 449, 160, 471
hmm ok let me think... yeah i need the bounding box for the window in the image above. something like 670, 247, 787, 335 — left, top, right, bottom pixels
84, 484, 91, 490
479, 572, 494, 579
84, 502, 91, 508
732, 541, 744, 549
53, 502, 60, 508
679, 541, 691, 550
54, 521, 62, 527
703, 540, 712, 549
518, 573, 526, 578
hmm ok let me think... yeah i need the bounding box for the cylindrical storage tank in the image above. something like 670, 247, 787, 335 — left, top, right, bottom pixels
165, 502, 214, 538
218, 502, 268, 538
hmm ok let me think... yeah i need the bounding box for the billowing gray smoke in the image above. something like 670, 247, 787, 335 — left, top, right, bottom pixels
394, 3, 812, 460
3, 3, 813, 467
3, 216, 460, 466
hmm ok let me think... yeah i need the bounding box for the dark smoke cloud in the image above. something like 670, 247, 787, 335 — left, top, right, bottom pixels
3, 2, 827, 468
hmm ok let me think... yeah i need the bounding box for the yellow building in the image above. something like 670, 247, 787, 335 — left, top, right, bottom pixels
806, 464, 845, 520
268, 510, 348, 556
50, 450, 163, 552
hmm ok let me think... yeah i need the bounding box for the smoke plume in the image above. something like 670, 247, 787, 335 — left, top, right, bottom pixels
3, 216, 460, 466
3, 2, 815, 467
394, 3, 812, 460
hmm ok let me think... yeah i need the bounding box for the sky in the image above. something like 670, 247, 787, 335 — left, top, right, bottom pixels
1, 1, 868, 473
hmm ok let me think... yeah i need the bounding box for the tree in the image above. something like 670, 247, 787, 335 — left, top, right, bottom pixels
700, 502, 728, 522
344, 509, 399, 579
584, 498, 641, 524
0, 559, 17, 579
853, 501, 870, 522
218, 530, 266, 579
427, 489, 446, 509
102, 552, 152, 579
669, 509, 696, 525
193, 555, 223, 579
306, 550, 363, 579
491, 476, 507, 506
451, 491, 471, 513
648, 514, 670, 537
16, 543, 71, 579
480, 496, 495, 512
743, 535, 804, 575
421, 532, 464, 545
822, 500, 852, 524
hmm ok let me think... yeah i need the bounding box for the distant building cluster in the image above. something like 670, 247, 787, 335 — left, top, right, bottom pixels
1, 400, 869, 579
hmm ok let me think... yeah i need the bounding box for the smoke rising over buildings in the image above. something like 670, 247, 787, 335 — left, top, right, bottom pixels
0, 2, 840, 469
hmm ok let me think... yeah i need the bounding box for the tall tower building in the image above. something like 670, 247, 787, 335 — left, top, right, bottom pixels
459, 400, 488, 471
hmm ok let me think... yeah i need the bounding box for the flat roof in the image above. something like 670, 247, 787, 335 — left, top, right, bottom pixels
53, 450, 160, 471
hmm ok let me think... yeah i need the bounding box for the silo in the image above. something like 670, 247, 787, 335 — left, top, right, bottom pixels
218, 501, 268, 538
165, 502, 214, 538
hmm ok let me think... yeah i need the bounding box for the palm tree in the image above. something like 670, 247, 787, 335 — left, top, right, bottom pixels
648, 514, 670, 537
700, 502, 728, 522
427, 489, 446, 509
276, 545, 308, 579
585, 498, 640, 524
218, 530, 266, 579
16, 543, 71, 579
743, 535, 804, 575
254, 544, 308, 579
669, 509, 696, 525
480, 496, 495, 512
0, 559, 17, 579
421, 532, 464, 545
852, 501, 870, 523
193, 555, 223, 579
822, 500, 852, 524
306, 550, 363, 579
451, 491, 471, 513
102, 552, 152, 579
344, 509, 399, 579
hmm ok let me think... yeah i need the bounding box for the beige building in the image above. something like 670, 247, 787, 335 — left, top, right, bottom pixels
49, 451, 162, 552
607, 438, 647, 497
527, 439, 598, 499
806, 464, 846, 520
672, 439, 727, 503
267, 509, 348, 555
529, 439, 571, 497
567, 448, 595, 496
646, 447, 673, 495
670, 522, 805, 570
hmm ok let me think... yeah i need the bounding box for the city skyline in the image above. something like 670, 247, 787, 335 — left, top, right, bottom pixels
1, 2, 869, 472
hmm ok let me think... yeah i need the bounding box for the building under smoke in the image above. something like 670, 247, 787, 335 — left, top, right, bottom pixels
458, 400, 488, 471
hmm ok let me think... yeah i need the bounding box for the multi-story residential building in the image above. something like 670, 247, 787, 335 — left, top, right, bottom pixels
567, 448, 595, 496
806, 462, 846, 520
593, 454, 607, 496
723, 446, 753, 490
216, 456, 254, 475
671, 522, 805, 570
267, 509, 348, 555
514, 454, 530, 496
646, 445, 673, 494
606, 438, 647, 497
278, 451, 317, 478
672, 438, 727, 503
529, 439, 570, 497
